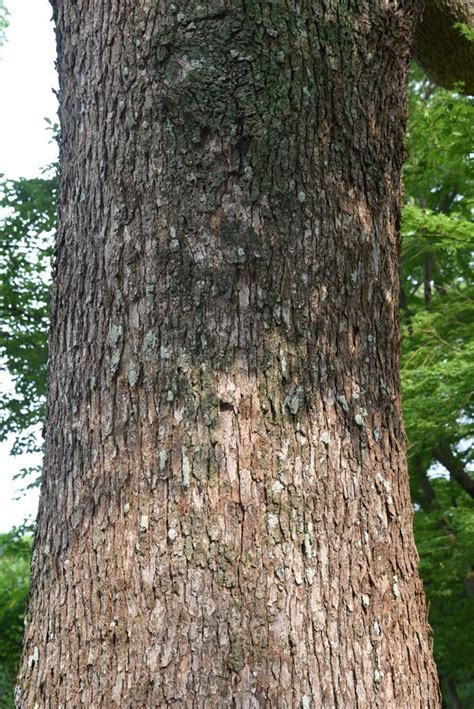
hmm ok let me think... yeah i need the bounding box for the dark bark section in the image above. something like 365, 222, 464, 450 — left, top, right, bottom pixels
18, 1, 440, 706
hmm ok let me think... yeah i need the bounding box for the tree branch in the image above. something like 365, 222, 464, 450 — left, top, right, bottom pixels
414, 0, 474, 95
435, 439, 474, 498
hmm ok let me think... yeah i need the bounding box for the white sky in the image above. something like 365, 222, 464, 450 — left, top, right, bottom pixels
0, 0, 58, 531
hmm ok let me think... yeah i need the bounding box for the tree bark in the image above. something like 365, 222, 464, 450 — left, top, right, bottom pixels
18, 2, 440, 706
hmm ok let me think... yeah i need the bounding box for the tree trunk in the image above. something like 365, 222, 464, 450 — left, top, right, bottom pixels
18, 2, 440, 706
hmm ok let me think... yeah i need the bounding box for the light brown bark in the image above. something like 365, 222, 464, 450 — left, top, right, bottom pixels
18, 1, 440, 706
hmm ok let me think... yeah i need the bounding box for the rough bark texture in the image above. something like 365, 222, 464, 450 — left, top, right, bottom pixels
414, 0, 474, 94
18, 1, 440, 706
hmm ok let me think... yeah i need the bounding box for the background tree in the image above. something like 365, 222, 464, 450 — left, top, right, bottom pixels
0, 1, 8, 49
0, 170, 56, 465
0, 533, 31, 709
402, 70, 473, 492
0, 7, 45, 707
0, 162, 56, 709
401, 67, 474, 706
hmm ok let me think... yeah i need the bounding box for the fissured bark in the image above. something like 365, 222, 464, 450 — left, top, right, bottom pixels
18, 2, 440, 706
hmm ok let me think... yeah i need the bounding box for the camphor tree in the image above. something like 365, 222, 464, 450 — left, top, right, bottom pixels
16, 1, 473, 706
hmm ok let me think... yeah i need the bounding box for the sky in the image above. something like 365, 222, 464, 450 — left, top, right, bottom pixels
0, 0, 58, 531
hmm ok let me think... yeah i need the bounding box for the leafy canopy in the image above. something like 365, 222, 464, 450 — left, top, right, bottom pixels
0, 1, 8, 49
401, 65, 474, 703
0, 531, 31, 708
0, 171, 56, 462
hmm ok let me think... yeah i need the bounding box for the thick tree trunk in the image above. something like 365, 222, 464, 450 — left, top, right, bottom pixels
18, 2, 440, 706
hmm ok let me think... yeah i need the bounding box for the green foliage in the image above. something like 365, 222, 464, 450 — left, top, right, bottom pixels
404, 89, 472, 220
401, 67, 473, 463
455, 22, 474, 44
414, 480, 474, 685
402, 293, 473, 455
0, 532, 31, 708
0, 172, 56, 456
402, 65, 474, 704
0, 1, 8, 49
